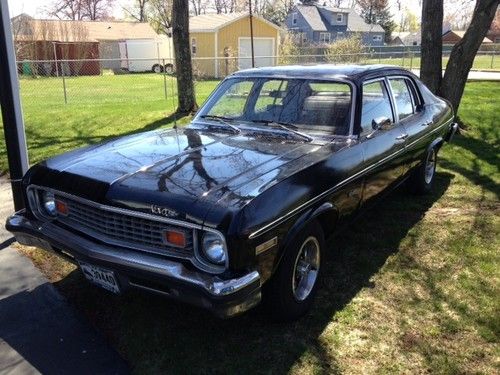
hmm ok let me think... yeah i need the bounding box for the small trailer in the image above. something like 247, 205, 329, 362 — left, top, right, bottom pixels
119, 37, 174, 73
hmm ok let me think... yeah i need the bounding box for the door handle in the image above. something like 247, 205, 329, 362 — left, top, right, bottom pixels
395, 134, 408, 141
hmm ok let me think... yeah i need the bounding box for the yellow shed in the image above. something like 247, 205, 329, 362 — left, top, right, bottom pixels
189, 13, 281, 78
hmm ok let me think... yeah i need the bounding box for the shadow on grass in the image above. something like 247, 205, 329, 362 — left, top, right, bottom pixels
51, 173, 452, 374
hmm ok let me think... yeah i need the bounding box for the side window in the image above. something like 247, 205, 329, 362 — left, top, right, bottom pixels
360, 80, 393, 134
389, 78, 415, 120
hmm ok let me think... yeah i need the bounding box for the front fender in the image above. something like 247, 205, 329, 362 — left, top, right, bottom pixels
272, 202, 339, 275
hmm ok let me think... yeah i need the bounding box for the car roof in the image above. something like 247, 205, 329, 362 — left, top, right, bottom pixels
232, 64, 414, 83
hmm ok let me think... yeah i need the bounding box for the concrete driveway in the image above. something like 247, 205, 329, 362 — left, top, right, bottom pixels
0, 177, 129, 374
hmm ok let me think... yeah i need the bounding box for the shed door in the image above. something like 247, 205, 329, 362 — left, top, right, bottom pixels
238, 38, 274, 70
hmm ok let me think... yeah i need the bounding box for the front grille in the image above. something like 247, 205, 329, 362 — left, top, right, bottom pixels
53, 194, 194, 258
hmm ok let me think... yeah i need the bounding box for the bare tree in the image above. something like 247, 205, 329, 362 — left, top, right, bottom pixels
420, 0, 443, 94
123, 0, 149, 22
441, 0, 499, 112
149, 0, 173, 35
47, 0, 114, 20
172, 0, 198, 113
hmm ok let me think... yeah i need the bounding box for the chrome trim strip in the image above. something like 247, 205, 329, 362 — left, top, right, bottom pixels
27, 185, 229, 273
8, 212, 260, 297
248, 118, 453, 239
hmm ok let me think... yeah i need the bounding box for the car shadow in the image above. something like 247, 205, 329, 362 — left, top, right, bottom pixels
50, 173, 452, 374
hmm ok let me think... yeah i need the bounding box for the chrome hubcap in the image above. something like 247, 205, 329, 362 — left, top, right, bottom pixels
292, 236, 320, 301
424, 149, 436, 184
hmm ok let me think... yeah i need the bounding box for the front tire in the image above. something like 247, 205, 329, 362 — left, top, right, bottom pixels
411, 146, 438, 194
265, 221, 325, 321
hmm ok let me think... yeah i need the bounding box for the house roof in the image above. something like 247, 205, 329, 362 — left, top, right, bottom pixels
13, 16, 159, 42
443, 30, 493, 43
189, 12, 280, 33
294, 5, 384, 33
295, 5, 327, 32
391, 31, 421, 45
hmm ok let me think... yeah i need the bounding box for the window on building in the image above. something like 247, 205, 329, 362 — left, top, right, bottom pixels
372, 35, 382, 42
319, 32, 331, 43
292, 12, 298, 25
337, 32, 344, 39
336, 13, 343, 22
191, 38, 197, 55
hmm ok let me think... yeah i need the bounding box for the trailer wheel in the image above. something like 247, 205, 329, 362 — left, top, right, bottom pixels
164, 64, 174, 74
152, 64, 163, 73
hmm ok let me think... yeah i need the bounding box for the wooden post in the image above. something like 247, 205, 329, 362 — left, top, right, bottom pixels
249, 1, 255, 68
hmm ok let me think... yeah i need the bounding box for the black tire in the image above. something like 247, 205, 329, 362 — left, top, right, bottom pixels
264, 220, 325, 321
152, 64, 163, 73
164, 64, 174, 74
410, 146, 438, 194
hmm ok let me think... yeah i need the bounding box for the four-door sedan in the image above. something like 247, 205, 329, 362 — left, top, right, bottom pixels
6, 65, 458, 320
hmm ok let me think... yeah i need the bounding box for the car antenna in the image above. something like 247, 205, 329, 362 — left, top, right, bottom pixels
169, 36, 177, 130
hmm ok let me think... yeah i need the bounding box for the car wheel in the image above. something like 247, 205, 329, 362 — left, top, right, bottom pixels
152, 64, 163, 73
164, 64, 174, 74
265, 221, 325, 321
412, 146, 438, 194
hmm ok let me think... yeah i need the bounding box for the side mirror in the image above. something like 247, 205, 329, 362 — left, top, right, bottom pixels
372, 116, 392, 131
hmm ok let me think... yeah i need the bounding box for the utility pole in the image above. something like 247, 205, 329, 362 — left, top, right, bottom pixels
249, 0, 255, 68
0, 0, 29, 210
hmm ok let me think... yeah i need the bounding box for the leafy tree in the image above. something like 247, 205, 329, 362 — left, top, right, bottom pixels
357, 0, 396, 42
421, 0, 499, 112
123, 0, 149, 22
172, 0, 198, 114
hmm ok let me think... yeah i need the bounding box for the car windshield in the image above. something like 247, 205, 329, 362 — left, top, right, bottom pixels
196, 77, 353, 136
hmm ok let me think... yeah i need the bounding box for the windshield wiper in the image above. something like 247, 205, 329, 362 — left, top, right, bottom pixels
200, 115, 241, 134
251, 120, 313, 142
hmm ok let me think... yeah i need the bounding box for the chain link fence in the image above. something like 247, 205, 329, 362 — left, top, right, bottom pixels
17, 48, 499, 108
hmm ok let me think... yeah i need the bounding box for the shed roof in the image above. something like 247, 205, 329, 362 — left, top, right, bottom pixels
13, 16, 159, 42
189, 12, 280, 33
443, 30, 493, 43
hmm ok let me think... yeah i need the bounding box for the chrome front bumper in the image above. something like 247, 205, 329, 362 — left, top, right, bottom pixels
6, 211, 261, 318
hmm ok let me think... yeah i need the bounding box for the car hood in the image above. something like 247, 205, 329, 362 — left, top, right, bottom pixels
34, 125, 332, 225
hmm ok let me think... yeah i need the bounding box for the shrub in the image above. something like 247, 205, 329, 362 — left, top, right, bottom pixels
324, 35, 364, 64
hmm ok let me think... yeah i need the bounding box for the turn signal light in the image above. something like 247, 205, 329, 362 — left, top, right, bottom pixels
55, 200, 69, 215
164, 230, 186, 248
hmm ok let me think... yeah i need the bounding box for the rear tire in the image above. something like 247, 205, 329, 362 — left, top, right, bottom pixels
164, 64, 174, 74
410, 146, 438, 194
264, 221, 325, 321
152, 64, 163, 73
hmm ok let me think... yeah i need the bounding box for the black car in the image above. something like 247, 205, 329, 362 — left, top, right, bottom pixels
7, 65, 458, 320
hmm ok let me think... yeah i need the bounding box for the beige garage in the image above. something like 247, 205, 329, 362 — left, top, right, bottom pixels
190, 13, 281, 78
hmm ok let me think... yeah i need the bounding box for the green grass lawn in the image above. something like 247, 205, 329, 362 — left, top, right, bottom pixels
364, 54, 500, 70
0, 74, 220, 174
14, 81, 500, 374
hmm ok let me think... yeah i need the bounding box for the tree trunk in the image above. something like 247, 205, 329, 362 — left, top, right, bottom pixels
440, 0, 499, 113
420, 0, 443, 94
172, 0, 198, 114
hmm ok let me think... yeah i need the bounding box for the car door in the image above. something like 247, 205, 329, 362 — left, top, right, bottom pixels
359, 78, 408, 205
387, 76, 431, 171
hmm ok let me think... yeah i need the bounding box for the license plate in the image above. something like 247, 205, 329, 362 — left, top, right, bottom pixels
79, 262, 120, 294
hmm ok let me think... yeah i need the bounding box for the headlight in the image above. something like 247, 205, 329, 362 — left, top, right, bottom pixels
41, 191, 57, 217
201, 232, 227, 265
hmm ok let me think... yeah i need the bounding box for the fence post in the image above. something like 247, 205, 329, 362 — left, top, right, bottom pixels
62, 66, 67, 104
162, 58, 168, 100
491, 52, 495, 69
410, 54, 413, 70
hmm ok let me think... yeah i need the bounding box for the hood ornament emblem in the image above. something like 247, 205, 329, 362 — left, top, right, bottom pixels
151, 204, 178, 217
